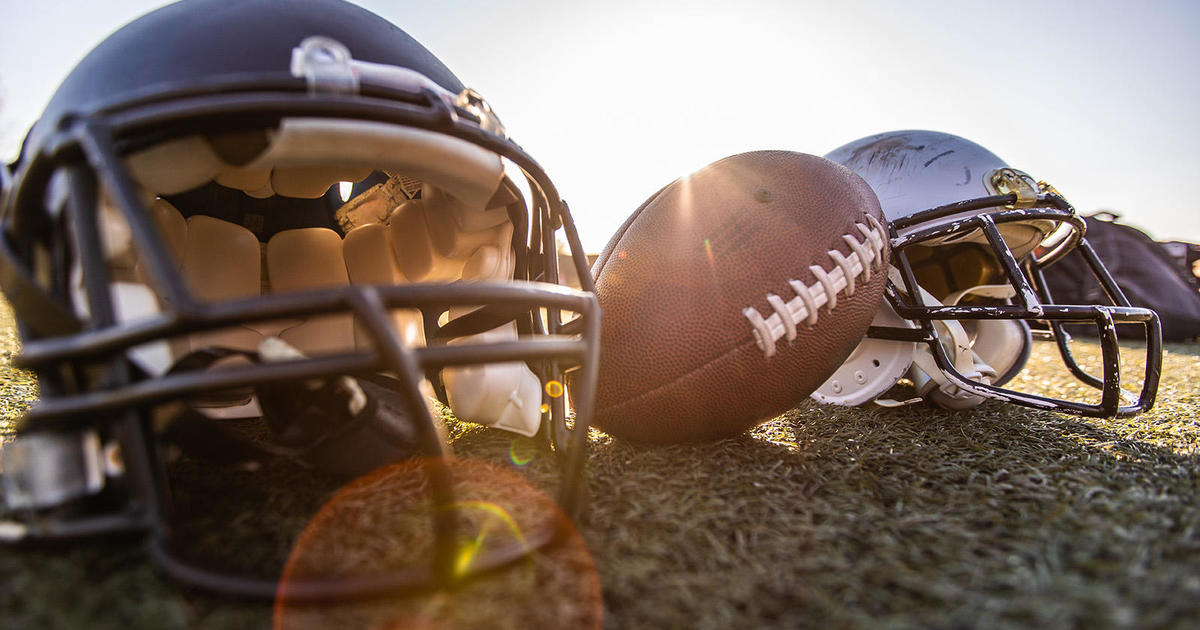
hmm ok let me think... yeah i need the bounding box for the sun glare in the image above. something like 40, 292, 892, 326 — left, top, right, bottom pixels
449, 500, 530, 578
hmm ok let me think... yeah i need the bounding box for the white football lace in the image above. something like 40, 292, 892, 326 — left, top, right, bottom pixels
743, 214, 888, 358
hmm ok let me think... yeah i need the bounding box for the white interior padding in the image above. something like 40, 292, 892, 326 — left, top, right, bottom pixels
266, 228, 355, 355
266, 228, 350, 291
107, 118, 538, 433
906, 285, 998, 410
182, 216, 262, 302
966, 319, 1028, 383
181, 215, 264, 353
343, 224, 405, 284
461, 245, 502, 282
945, 283, 1028, 385
343, 223, 424, 348
443, 244, 542, 437
111, 282, 174, 376
97, 195, 134, 268
943, 283, 1017, 307
140, 200, 190, 362
237, 119, 504, 210
460, 239, 516, 287
124, 118, 502, 208
998, 221, 1060, 260
421, 185, 510, 259
84, 195, 183, 372
442, 332, 543, 437
215, 167, 273, 198
215, 164, 375, 200
812, 299, 916, 406
388, 200, 466, 282
928, 220, 1059, 260
148, 199, 188, 268
126, 136, 225, 195
423, 182, 511, 232
270, 165, 373, 199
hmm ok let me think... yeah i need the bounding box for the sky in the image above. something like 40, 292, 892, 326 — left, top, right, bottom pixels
1, 0, 1197, 251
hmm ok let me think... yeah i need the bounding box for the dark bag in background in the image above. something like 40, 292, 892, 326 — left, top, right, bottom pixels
1040, 212, 1200, 342
1158, 239, 1200, 293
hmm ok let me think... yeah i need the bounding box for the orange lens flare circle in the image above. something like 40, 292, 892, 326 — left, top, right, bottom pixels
274, 457, 601, 630
544, 380, 564, 398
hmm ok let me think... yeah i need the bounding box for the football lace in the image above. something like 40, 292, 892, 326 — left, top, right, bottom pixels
742, 214, 887, 358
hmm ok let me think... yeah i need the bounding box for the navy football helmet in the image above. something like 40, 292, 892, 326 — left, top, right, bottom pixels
0, 0, 599, 599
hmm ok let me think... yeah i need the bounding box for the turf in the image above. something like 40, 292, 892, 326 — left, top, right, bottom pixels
1, 296, 1197, 629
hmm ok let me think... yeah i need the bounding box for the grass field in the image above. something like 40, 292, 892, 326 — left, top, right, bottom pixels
1, 297, 1197, 629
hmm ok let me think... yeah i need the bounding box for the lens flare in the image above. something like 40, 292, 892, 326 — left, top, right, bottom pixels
545, 380, 564, 398
704, 238, 715, 269
447, 499, 529, 578
509, 437, 537, 467
275, 457, 603, 629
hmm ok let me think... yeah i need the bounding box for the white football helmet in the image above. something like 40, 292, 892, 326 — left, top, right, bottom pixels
814, 130, 1160, 417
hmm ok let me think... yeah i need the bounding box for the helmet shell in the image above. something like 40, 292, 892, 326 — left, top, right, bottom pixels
824, 130, 1008, 223
22, 0, 465, 161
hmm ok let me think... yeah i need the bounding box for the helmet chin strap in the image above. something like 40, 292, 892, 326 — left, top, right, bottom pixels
875, 271, 1015, 410
942, 283, 1022, 306
909, 332, 995, 410
911, 283, 1023, 410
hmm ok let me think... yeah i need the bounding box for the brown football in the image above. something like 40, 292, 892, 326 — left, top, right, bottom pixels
586, 150, 889, 443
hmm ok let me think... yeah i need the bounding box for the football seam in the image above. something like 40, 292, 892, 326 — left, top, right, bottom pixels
596, 337, 757, 416
741, 213, 888, 358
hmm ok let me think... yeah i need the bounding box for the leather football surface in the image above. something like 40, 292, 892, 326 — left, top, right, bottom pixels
587, 150, 890, 443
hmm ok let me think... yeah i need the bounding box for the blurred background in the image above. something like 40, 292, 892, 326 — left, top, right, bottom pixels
1, 0, 1197, 252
